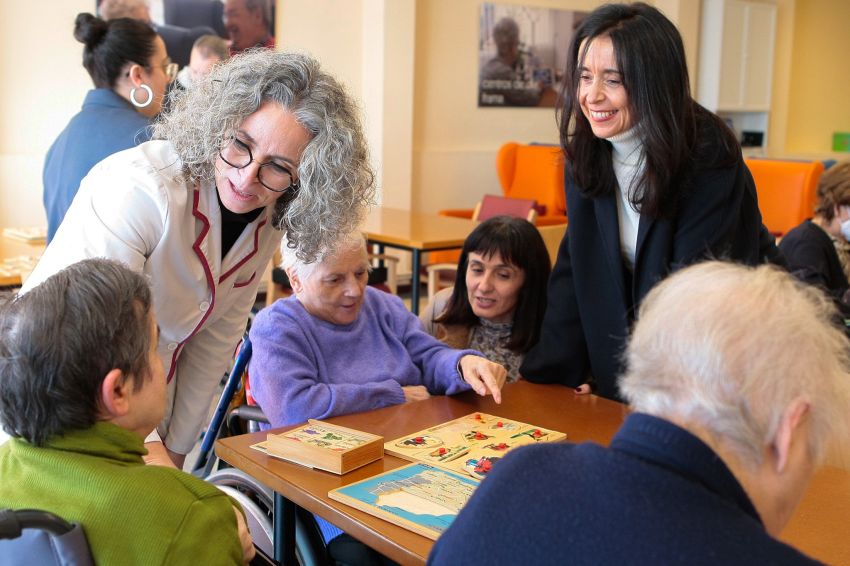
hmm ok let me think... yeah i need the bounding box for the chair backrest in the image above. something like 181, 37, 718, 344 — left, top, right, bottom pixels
496, 142, 566, 217
536, 223, 567, 266
0, 509, 93, 566
745, 158, 825, 237
472, 194, 538, 224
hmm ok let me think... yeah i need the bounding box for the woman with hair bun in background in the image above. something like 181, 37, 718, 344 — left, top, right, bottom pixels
43, 13, 176, 242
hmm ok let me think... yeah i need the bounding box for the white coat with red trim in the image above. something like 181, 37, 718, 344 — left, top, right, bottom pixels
22, 140, 283, 454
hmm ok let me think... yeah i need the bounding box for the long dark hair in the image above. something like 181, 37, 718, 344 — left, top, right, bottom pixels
74, 13, 158, 89
558, 2, 738, 219
434, 216, 551, 352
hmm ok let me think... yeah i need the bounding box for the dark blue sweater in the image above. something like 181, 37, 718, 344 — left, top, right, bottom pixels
428, 413, 821, 565
43, 89, 151, 242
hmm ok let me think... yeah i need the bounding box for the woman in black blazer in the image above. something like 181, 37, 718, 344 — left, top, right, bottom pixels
519, 3, 780, 401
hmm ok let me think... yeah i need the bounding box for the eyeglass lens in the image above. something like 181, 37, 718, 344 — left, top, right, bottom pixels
220, 138, 294, 192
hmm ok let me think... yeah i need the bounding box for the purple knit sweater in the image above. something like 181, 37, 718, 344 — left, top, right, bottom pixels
249, 287, 477, 428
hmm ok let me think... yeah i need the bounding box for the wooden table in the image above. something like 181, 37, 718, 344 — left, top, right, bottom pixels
215, 382, 850, 565
360, 207, 478, 314
0, 234, 44, 287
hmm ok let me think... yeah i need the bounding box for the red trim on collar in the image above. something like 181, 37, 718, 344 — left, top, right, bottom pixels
219, 218, 267, 284
233, 272, 256, 288
165, 189, 217, 384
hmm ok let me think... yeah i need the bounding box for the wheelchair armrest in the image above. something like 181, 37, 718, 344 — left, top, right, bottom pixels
230, 405, 270, 425
0, 509, 75, 538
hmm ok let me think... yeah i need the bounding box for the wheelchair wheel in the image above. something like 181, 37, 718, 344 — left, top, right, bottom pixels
206, 468, 328, 566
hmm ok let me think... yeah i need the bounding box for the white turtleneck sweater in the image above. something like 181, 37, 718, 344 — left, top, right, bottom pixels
607, 128, 645, 268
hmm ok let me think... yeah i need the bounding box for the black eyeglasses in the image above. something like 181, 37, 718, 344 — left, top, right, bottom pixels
219, 137, 299, 193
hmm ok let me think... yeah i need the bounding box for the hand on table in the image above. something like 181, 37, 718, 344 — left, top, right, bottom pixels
233, 506, 256, 564
403, 385, 431, 403
459, 355, 506, 404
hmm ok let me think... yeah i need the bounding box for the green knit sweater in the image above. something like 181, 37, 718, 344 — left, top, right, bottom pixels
0, 422, 243, 565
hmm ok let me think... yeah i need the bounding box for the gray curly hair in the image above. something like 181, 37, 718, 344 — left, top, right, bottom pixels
154, 50, 375, 262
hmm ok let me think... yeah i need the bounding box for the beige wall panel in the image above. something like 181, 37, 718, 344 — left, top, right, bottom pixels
0, 0, 92, 228
784, 0, 850, 154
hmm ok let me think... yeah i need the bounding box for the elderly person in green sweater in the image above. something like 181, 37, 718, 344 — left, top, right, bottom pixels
0, 259, 254, 564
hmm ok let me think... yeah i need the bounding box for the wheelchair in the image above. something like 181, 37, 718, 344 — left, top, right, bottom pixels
193, 336, 329, 566
0, 508, 93, 566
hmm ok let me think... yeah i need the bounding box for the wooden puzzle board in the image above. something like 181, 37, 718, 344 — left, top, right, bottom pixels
385, 412, 566, 478
275, 421, 377, 451
329, 463, 479, 540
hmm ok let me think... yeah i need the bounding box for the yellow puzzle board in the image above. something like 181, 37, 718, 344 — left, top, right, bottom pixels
385, 412, 566, 477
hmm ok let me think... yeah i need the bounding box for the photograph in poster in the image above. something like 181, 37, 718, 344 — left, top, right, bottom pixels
478, 2, 588, 108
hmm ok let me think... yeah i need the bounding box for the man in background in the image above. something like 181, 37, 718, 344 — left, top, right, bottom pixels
430, 261, 850, 564
479, 16, 549, 107
223, 0, 274, 54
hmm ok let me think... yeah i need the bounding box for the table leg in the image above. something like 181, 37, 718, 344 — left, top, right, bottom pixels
411, 248, 421, 315
273, 492, 297, 566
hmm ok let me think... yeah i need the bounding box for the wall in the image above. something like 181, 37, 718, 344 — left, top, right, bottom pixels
279, 0, 417, 209
783, 0, 850, 154
0, 0, 92, 228
765, 0, 795, 156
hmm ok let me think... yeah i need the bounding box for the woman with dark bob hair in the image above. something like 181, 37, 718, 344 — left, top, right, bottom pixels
421, 216, 551, 382
22, 50, 374, 468
519, 3, 780, 401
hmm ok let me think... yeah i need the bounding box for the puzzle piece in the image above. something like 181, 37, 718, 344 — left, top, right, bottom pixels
425, 444, 470, 463
394, 435, 443, 449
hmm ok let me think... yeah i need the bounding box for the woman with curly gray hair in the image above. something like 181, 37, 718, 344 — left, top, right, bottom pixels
22, 50, 374, 468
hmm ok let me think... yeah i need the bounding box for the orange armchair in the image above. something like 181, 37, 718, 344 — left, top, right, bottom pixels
439, 142, 567, 226
496, 142, 566, 225
430, 142, 567, 273
744, 159, 824, 238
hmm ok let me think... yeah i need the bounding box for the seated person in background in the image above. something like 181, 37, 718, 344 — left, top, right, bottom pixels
249, 233, 506, 565
176, 34, 230, 90
420, 216, 551, 382
43, 12, 174, 242
249, 232, 507, 428
780, 161, 850, 316
430, 261, 850, 565
0, 259, 254, 564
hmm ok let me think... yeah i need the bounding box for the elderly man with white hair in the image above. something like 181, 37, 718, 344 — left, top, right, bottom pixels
429, 261, 850, 565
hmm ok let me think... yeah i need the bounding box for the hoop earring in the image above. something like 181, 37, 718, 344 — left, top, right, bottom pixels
130, 84, 153, 108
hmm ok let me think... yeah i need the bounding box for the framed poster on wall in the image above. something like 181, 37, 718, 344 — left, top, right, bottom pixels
479, 2, 587, 108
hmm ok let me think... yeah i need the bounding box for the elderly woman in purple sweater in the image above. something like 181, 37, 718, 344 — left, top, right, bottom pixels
249, 232, 507, 429
249, 232, 506, 563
